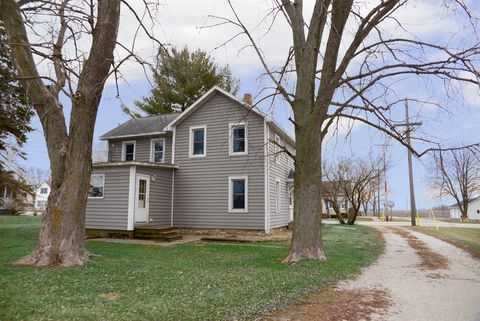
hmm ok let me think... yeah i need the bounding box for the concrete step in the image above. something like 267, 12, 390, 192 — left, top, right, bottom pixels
134, 228, 182, 241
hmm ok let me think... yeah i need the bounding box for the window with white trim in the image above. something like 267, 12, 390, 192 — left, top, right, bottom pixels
122, 141, 135, 161
88, 174, 105, 198
150, 138, 165, 163
229, 176, 248, 212
275, 179, 281, 213
230, 123, 247, 155
40, 188, 48, 194
190, 126, 206, 157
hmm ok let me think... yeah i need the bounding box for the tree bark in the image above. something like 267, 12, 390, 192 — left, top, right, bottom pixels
2, 0, 121, 267
283, 116, 326, 264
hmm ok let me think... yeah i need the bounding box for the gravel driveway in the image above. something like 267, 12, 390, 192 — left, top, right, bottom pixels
265, 227, 480, 321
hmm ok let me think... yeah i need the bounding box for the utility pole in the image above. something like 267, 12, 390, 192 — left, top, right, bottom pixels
394, 99, 422, 226
375, 143, 390, 220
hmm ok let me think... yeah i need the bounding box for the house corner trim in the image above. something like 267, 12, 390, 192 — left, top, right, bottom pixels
127, 165, 136, 230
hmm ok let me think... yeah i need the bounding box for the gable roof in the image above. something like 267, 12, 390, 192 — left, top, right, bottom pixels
99, 86, 295, 146
100, 113, 180, 140
165, 86, 296, 147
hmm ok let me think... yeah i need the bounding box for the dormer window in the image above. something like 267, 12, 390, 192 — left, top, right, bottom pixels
229, 122, 247, 155
122, 141, 135, 161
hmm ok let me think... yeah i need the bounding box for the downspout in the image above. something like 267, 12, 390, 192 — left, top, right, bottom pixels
264, 120, 270, 233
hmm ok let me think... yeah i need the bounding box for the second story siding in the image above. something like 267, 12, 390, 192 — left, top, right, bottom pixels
108, 134, 173, 164
172, 92, 266, 229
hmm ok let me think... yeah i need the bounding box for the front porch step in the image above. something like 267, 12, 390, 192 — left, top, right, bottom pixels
134, 228, 182, 241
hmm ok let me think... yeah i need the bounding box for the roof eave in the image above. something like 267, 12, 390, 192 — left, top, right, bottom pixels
99, 131, 169, 141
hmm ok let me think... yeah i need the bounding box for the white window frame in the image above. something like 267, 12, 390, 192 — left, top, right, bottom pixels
122, 141, 136, 161
189, 125, 207, 158
150, 138, 166, 163
228, 175, 248, 213
88, 174, 105, 199
229, 122, 248, 156
40, 187, 48, 194
274, 134, 281, 164
275, 179, 281, 213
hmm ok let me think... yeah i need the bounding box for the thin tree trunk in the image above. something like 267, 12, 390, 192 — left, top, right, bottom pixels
283, 120, 326, 264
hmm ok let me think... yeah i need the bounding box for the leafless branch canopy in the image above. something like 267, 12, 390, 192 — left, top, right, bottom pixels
209, 0, 480, 156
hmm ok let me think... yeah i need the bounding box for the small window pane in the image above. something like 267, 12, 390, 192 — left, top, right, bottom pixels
194, 129, 204, 142
232, 126, 245, 153
137, 179, 146, 208
232, 179, 245, 210
233, 180, 245, 194
233, 195, 245, 209
234, 127, 245, 139
153, 140, 164, 162
192, 129, 205, 155
89, 175, 104, 198
124, 143, 134, 161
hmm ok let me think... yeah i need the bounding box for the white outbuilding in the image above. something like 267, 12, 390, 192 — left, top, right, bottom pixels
449, 197, 480, 220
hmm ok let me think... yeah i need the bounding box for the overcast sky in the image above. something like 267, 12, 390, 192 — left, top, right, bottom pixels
19, 0, 480, 210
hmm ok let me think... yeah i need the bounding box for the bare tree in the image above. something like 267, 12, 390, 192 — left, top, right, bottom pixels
321, 164, 348, 224
1, 0, 123, 267
212, 0, 480, 263
325, 157, 380, 225
428, 148, 480, 221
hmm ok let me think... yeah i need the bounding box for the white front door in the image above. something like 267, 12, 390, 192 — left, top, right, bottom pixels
134, 174, 150, 223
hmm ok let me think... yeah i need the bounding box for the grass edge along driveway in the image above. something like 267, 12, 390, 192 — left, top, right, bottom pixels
0, 216, 384, 321
413, 226, 480, 260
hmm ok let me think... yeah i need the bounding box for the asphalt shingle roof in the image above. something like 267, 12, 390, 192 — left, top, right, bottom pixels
100, 113, 180, 139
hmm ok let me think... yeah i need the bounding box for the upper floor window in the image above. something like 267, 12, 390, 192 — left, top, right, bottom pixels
189, 126, 206, 157
229, 176, 248, 213
229, 122, 247, 155
40, 188, 48, 194
150, 138, 165, 163
88, 174, 104, 198
122, 141, 135, 161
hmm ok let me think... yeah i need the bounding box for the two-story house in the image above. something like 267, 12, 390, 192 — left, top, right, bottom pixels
85, 86, 295, 237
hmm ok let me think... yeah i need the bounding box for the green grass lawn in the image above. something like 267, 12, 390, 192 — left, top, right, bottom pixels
0, 216, 384, 321
414, 226, 480, 259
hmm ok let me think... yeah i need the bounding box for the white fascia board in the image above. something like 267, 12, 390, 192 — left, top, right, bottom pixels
100, 131, 167, 141
127, 165, 136, 231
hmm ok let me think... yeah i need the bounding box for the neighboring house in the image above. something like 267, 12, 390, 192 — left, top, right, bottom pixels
85, 86, 295, 235
34, 181, 51, 213
0, 184, 34, 214
318, 180, 351, 217
449, 197, 480, 220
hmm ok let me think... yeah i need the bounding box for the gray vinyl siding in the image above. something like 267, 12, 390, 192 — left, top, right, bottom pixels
108, 134, 173, 163
268, 126, 295, 229
173, 92, 265, 229
86, 166, 130, 230
136, 167, 173, 227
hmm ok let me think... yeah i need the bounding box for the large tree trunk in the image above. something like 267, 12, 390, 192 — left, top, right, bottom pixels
2, 0, 121, 267
283, 119, 326, 264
